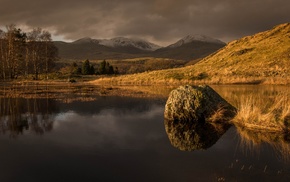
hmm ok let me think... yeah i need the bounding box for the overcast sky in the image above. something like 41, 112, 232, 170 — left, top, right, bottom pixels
0, 0, 289, 46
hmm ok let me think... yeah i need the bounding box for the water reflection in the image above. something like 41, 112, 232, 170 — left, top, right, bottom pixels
164, 119, 231, 151
0, 84, 290, 181
0, 98, 59, 137
236, 125, 290, 161
212, 85, 290, 108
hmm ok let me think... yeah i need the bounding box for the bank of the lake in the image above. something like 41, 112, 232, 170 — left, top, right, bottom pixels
2, 80, 290, 133
89, 69, 290, 85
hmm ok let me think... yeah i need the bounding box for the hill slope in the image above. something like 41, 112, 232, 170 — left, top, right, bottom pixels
91, 23, 290, 85
190, 22, 290, 83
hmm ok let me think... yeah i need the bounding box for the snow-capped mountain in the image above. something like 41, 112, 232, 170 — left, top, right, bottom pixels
55, 34, 226, 61
72, 37, 161, 51
98, 37, 161, 51
168, 35, 225, 48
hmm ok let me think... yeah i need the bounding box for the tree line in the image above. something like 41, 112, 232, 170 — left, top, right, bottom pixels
0, 24, 58, 80
71, 60, 118, 75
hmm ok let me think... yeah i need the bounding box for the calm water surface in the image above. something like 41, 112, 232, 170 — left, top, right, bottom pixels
0, 84, 290, 182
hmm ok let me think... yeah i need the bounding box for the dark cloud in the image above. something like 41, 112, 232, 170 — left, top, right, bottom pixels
0, 0, 289, 46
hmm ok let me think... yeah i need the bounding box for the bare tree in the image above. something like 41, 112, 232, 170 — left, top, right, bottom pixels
40, 30, 58, 79
0, 25, 58, 80
4, 24, 26, 79
27, 28, 42, 80
0, 29, 5, 79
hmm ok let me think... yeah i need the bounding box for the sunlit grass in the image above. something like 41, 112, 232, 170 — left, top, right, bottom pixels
208, 105, 228, 122
232, 94, 290, 131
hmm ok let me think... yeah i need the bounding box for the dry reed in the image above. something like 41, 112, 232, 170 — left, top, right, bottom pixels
232, 94, 290, 131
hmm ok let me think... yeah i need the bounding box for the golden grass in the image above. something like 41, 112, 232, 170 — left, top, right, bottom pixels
232, 94, 290, 132
208, 105, 228, 122
90, 72, 290, 86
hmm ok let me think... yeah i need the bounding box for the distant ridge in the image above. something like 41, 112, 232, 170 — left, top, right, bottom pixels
72, 37, 161, 51
54, 35, 225, 61
153, 35, 225, 61
98, 37, 161, 51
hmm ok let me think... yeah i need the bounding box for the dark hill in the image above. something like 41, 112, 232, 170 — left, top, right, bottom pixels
153, 40, 225, 62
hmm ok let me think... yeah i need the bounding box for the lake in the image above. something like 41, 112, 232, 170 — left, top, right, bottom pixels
0, 83, 290, 182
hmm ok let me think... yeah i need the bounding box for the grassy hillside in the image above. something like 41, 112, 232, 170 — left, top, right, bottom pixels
91, 23, 290, 85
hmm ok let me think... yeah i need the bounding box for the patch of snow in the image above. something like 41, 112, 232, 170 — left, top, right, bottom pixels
72, 35, 224, 51
98, 37, 162, 51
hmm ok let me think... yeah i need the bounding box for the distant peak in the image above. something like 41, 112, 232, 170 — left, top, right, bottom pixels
181, 34, 225, 44
73, 37, 95, 44
168, 34, 225, 48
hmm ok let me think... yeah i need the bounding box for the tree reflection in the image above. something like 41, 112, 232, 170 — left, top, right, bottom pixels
0, 97, 59, 137
164, 119, 231, 151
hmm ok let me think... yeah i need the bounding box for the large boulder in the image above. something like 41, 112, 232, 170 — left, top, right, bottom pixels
164, 85, 236, 123
164, 85, 236, 151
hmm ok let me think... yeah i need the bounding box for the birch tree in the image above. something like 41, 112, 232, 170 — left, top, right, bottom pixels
40, 30, 58, 79
0, 25, 58, 80
5, 25, 26, 79
0, 29, 5, 79
27, 28, 42, 80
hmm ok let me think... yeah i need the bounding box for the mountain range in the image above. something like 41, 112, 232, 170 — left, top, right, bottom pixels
91, 23, 290, 85
54, 35, 226, 61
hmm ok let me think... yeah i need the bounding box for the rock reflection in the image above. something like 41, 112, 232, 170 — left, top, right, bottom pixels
236, 126, 290, 161
0, 98, 59, 137
164, 119, 231, 151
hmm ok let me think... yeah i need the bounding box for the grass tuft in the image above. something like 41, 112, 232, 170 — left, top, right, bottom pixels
232, 94, 290, 131
208, 105, 228, 122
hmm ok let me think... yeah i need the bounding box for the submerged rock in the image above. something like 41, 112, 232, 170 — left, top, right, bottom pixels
164, 85, 236, 123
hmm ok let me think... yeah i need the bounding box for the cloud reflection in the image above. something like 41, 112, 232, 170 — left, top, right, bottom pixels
50, 105, 165, 149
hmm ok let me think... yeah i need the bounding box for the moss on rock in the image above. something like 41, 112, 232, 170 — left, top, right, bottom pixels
164, 85, 236, 123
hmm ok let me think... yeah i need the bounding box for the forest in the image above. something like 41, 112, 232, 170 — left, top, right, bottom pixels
0, 24, 58, 80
